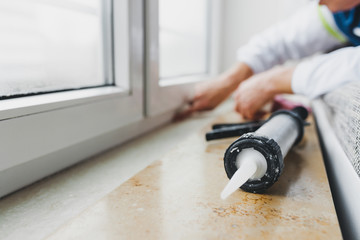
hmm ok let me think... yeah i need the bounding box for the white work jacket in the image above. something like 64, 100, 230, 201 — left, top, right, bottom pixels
237, 3, 360, 99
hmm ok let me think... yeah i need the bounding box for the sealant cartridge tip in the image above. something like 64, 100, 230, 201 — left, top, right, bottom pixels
221, 148, 267, 199
220, 159, 256, 199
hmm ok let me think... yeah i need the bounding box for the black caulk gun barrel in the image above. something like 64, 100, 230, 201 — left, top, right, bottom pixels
222, 107, 308, 196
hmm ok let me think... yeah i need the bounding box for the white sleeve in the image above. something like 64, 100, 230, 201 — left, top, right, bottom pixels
236, 3, 342, 74
292, 46, 360, 98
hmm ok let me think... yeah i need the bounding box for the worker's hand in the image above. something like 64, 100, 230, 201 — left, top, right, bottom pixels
190, 78, 234, 111
173, 78, 233, 121
234, 66, 295, 119
175, 63, 253, 120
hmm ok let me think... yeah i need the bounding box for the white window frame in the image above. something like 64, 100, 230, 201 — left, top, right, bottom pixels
145, 0, 223, 116
0, 0, 144, 197
0, 0, 224, 197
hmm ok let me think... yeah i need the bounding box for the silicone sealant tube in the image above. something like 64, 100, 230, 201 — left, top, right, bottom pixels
221, 107, 308, 199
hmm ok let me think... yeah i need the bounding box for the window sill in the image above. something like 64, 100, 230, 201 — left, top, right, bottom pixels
0, 100, 233, 240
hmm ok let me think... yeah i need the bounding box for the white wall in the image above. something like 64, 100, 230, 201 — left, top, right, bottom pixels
220, 0, 309, 71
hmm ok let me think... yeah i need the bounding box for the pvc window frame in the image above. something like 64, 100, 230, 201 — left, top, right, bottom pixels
145, 0, 223, 117
0, 0, 144, 197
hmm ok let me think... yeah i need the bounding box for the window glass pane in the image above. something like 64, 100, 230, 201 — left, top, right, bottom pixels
0, 0, 107, 98
159, 0, 208, 80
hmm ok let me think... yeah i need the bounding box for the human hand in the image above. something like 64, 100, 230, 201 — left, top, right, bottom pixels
191, 78, 234, 111
174, 63, 253, 120
173, 78, 233, 121
234, 66, 294, 119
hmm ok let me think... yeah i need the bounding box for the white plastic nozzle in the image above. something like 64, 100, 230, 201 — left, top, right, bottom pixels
220, 148, 267, 200
220, 157, 257, 200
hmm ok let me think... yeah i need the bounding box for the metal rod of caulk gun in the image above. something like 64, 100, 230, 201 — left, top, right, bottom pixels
221, 107, 308, 199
